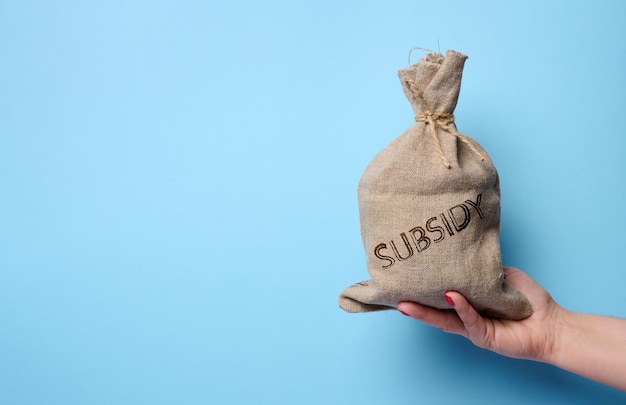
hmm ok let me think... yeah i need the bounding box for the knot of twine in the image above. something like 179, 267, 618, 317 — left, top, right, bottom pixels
405, 79, 484, 169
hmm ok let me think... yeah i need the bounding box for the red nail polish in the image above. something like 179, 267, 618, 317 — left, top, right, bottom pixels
444, 294, 455, 307
399, 309, 410, 316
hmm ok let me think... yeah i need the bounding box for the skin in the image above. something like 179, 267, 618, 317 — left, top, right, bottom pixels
397, 267, 626, 391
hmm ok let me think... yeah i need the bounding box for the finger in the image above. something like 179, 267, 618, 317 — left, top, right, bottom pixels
397, 301, 467, 336
501, 266, 549, 307
445, 291, 491, 348
502, 266, 525, 284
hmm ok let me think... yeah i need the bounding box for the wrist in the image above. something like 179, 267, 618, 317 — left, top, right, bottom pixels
538, 304, 571, 366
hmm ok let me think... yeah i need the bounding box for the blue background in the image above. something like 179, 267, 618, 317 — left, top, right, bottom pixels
2, 1, 626, 404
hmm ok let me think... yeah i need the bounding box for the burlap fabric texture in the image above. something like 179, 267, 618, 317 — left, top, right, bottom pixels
338, 49, 532, 320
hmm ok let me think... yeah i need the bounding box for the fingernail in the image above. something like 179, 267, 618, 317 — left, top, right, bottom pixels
399, 309, 410, 316
444, 293, 455, 307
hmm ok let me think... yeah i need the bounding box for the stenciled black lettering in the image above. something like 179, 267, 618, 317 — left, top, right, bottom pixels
440, 213, 455, 236
374, 243, 395, 269
389, 232, 413, 261
448, 203, 471, 232
409, 226, 430, 252
465, 194, 484, 219
426, 217, 444, 242
372, 194, 487, 269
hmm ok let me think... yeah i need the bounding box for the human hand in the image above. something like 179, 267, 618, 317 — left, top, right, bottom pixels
397, 267, 564, 362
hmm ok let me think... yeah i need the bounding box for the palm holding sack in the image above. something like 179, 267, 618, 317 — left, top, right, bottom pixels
339, 50, 532, 320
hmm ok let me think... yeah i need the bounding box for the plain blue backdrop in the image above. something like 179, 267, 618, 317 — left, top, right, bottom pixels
1, 1, 626, 404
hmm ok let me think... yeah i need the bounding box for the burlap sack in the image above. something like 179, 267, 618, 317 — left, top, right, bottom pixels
339, 49, 532, 320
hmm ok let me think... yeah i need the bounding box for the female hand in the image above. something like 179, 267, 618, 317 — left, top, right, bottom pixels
398, 266, 626, 391
397, 267, 563, 362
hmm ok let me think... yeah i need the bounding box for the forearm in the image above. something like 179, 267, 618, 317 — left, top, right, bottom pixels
547, 309, 626, 391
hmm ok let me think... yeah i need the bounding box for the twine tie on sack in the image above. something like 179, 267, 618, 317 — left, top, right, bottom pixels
405, 78, 484, 169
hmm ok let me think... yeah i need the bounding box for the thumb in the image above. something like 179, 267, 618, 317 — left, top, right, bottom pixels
445, 291, 490, 348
